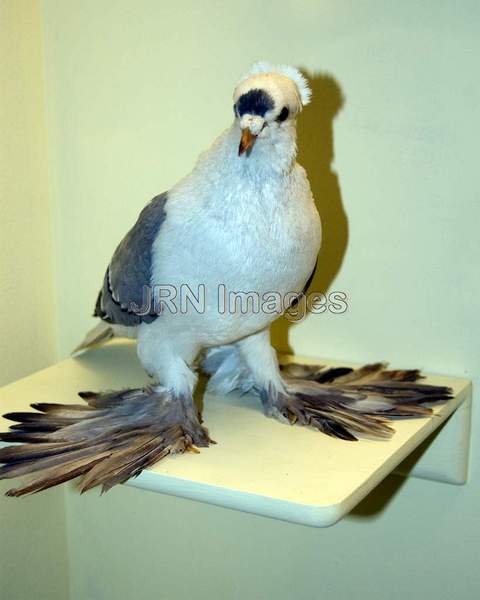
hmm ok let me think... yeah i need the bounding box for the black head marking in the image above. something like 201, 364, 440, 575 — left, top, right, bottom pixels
276, 106, 289, 122
236, 89, 274, 117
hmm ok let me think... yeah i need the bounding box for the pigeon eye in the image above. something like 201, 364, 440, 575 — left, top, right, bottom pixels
277, 106, 289, 122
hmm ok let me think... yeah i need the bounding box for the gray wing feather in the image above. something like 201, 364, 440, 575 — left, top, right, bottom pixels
94, 192, 167, 326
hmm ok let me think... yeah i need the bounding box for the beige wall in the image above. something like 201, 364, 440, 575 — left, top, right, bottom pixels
0, 0, 57, 386
42, 2, 479, 599
0, 1, 479, 599
0, 2, 68, 600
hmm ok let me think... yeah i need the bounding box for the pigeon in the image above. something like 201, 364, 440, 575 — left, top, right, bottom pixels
0, 63, 452, 496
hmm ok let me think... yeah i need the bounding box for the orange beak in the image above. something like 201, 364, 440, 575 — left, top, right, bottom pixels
238, 128, 257, 156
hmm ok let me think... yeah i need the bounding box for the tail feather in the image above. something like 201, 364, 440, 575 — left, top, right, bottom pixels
80, 431, 176, 493
0, 362, 454, 496
0, 387, 212, 497
280, 361, 453, 441
71, 321, 114, 356
5, 455, 111, 497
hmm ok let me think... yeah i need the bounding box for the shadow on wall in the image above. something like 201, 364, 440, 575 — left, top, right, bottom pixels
271, 72, 348, 353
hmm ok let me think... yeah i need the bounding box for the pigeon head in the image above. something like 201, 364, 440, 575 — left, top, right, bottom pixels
233, 62, 311, 157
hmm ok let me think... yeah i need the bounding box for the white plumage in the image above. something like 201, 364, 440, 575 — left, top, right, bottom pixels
141, 112, 321, 396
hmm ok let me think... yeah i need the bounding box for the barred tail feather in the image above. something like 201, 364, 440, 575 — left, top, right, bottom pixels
0, 388, 212, 497
0, 362, 453, 496
280, 362, 453, 441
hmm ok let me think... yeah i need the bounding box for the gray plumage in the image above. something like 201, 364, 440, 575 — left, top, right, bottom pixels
94, 193, 167, 326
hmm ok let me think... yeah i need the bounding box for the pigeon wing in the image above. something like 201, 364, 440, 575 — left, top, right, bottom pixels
94, 192, 167, 326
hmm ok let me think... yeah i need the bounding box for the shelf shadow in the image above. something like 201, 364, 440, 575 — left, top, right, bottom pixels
348, 423, 449, 520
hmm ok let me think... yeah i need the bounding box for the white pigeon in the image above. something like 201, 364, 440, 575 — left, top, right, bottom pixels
95, 62, 320, 413
0, 63, 452, 496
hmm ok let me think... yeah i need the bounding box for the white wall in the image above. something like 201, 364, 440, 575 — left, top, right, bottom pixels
2, 1, 479, 599
0, 2, 68, 599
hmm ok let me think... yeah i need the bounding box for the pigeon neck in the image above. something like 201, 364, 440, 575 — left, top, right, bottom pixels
230, 123, 297, 179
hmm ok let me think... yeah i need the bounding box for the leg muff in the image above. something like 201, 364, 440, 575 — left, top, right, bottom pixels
208, 328, 453, 441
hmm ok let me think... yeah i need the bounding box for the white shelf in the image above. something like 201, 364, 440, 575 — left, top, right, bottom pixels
0, 341, 471, 527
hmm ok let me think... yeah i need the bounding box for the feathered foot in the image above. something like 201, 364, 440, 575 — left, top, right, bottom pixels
0, 387, 214, 496
263, 362, 454, 441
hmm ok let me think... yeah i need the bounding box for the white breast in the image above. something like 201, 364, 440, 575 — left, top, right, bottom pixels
150, 126, 321, 347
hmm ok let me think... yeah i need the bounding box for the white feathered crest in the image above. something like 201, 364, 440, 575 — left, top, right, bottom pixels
240, 61, 312, 106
